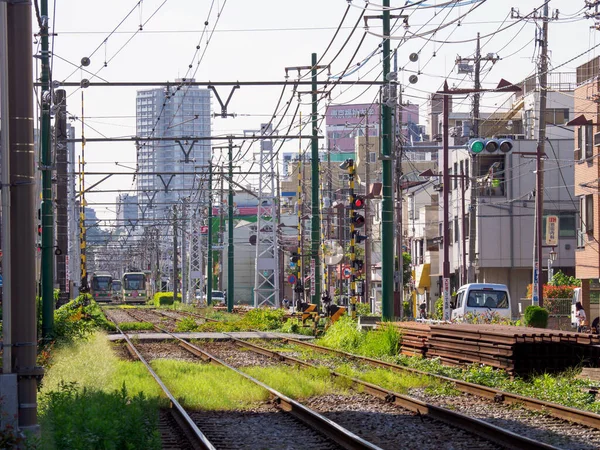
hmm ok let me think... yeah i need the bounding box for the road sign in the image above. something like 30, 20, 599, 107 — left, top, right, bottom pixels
288, 274, 297, 285
545, 215, 559, 246
442, 278, 450, 321
343, 266, 352, 279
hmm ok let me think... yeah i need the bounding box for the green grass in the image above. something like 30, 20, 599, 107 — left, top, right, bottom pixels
119, 321, 155, 331
193, 307, 285, 332
174, 316, 201, 332
243, 365, 353, 399
151, 359, 268, 410
39, 332, 165, 450
317, 315, 401, 358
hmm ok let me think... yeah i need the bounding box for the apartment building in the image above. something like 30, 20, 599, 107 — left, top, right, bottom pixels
573, 56, 600, 323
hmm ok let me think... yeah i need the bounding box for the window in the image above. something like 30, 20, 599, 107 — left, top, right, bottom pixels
476, 155, 505, 197
586, 194, 594, 234
454, 217, 459, 242
456, 292, 463, 309
453, 162, 458, 189
466, 290, 509, 309
542, 211, 577, 238
369, 152, 376, 163
586, 126, 594, 159
544, 108, 569, 125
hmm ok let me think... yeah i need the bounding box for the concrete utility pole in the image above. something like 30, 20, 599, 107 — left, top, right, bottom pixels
40, 0, 54, 339
55, 89, 68, 305
534, 2, 550, 308
310, 53, 322, 308
8, 0, 40, 431
442, 81, 451, 321
456, 33, 499, 283
381, 0, 394, 320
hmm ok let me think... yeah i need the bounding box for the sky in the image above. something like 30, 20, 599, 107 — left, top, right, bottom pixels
39, 0, 598, 223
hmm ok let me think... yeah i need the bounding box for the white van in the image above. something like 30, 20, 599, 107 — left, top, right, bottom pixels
451, 283, 512, 321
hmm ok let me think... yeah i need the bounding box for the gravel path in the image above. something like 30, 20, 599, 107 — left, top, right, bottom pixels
103, 308, 137, 325
127, 308, 179, 331
409, 388, 600, 450
135, 341, 202, 362
305, 393, 502, 450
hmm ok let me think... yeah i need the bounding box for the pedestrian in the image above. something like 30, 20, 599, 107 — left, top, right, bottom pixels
576, 301, 587, 333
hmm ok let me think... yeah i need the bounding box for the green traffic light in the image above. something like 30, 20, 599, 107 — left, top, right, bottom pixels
470, 140, 485, 154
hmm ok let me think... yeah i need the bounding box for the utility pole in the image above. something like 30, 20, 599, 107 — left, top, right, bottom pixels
55, 89, 68, 305
40, 0, 54, 339
172, 205, 178, 301
227, 139, 234, 312
181, 199, 187, 304
396, 86, 404, 318
456, 33, 499, 283
363, 112, 372, 309
310, 53, 322, 308
219, 174, 224, 291
534, 2, 550, 308
381, 0, 394, 320
442, 80, 451, 321
8, 0, 39, 431
206, 162, 213, 305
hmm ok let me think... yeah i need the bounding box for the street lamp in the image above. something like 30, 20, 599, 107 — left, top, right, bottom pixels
548, 247, 557, 280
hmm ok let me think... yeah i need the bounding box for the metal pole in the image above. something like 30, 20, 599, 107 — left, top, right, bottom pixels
0, 0, 12, 374
55, 89, 68, 305
534, 2, 549, 308
181, 200, 187, 304
363, 114, 371, 309
207, 163, 213, 305
40, 0, 54, 339
8, 0, 39, 429
381, 0, 394, 320
348, 160, 357, 318
468, 33, 481, 283
310, 53, 321, 307
461, 171, 467, 284
227, 140, 234, 312
173, 205, 178, 301
442, 81, 451, 321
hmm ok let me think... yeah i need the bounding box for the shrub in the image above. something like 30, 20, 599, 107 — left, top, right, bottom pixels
153, 292, 182, 306
355, 303, 371, 317
174, 317, 200, 332
53, 294, 116, 342
526, 284, 578, 299
432, 297, 443, 320
549, 270, 581, 287
524, 305, 549, 328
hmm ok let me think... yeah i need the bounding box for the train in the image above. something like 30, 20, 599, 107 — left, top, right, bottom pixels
89, 271, 150, 304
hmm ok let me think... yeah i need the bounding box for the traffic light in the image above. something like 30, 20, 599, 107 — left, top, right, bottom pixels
294, 282, 304, 293
352, 213, 365, 228
352, 196, 365, 209
291, 252, 299, 263
353, 231, 368, 244
468, 138, 513, 155
352, 259, 364, 271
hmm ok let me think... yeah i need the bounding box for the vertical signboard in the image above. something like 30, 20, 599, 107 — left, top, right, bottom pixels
443, 277, 451, 321
545, 215, 559, 246
532, 261, 539, 306
310, 259, 316, 296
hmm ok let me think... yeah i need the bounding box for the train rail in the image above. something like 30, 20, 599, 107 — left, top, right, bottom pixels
280, 337, 600, 430
116, 310, 381, 450
114, 308, 564, 449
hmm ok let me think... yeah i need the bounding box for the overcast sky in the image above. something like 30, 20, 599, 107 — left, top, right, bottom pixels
41, 0, 595, 222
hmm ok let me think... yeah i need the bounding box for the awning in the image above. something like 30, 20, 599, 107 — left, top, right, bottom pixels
415, 263, 431, 289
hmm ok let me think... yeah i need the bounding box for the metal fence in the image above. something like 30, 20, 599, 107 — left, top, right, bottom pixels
519, 298, 572, 317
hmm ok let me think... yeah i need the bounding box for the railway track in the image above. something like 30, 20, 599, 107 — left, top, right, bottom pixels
113, 308, 566, 449
114, 313, 381, 450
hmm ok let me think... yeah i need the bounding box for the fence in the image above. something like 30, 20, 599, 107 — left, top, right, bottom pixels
519, 298, 572, 316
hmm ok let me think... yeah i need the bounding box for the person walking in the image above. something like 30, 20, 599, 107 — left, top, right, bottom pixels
576, 301, 587, 333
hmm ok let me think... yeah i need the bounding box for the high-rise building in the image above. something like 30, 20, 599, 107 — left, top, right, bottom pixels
116, 194, 138, 227
136, 80, 212, 220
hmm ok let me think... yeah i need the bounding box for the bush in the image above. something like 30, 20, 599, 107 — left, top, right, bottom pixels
432, 298, 444, 320
153, 292, 182, 306
174, 317, 200, 332
526, 284, 578, 299
524, 305, 549, 328
355, 303, 371, 316
53, 294, 116, 342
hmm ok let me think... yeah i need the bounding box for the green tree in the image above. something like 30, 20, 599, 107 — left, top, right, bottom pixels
394, 252, 412, 284
548, 270, 581, 287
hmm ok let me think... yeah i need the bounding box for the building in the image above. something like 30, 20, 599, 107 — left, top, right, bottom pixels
573, 56, 600, 325
116, 194, 138, 227
326, 104, 379, 153
136, 80, 212, 221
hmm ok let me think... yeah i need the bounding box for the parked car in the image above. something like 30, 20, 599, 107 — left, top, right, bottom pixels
451, 283, 512, 321
203, 290, 226, 305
